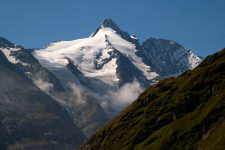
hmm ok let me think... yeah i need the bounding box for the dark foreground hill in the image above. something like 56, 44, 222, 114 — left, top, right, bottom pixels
78, 48, 225, 150
0, 51, 86, 150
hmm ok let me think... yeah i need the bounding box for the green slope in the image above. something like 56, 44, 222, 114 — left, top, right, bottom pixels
78, 48, 225, 150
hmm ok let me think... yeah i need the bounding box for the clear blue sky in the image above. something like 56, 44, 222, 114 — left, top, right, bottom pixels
0, 0, 224, 57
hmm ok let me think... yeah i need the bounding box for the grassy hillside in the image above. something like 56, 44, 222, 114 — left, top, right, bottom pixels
78, 48, 225, 150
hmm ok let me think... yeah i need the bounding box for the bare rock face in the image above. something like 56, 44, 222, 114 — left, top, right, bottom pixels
137, 37, 202, 77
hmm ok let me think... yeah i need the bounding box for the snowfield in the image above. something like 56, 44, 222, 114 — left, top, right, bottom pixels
33, 27, 159, 87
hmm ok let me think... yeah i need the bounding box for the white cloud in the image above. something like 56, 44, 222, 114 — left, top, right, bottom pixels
109, 80, 144, 111
33, 79, 53, 94
68, 83, 86, 105
98, 80, 144, 111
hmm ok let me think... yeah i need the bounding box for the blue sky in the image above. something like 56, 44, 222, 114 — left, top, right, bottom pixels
0, 0, 224, 57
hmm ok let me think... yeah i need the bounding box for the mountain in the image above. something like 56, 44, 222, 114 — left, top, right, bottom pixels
0, 37, 109, 137
32, 18, 202, 114
78, 48, 225, 150
0, 50, 86, 150
0, 18, 202, 138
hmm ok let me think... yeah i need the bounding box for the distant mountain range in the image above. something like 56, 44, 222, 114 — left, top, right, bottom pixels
78, 48, 225, 150
0, 18, 203, 149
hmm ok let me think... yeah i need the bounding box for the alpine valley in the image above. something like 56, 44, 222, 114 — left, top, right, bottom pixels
0, 18, 203, 150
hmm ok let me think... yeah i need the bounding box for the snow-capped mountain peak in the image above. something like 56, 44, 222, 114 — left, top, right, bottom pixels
33, 22, 158, 89
32, 18, 202, 112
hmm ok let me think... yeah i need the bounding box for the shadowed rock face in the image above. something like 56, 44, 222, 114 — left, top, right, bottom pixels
0, 51, 86, 150
78, 48, 225, 150
137, 37, 202, 77
0, 37, 22, 48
